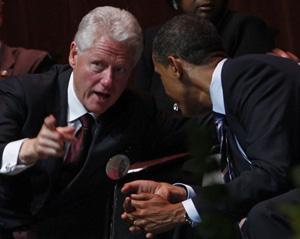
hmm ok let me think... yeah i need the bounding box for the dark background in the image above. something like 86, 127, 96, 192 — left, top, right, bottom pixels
2, 0, 300, 64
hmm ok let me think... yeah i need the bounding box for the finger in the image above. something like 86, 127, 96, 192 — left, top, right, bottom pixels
286, 51, 300, 62
271, 48, 287, 57
121, 212, 135, 225
146, 232, 154, 238
132, 219, 147, 228
123, 197, 135, 212
130, 193, 154, 201
33, 144, 64, 159
122, 180, 157, 193
57, 126, 76, 142
121, 212, 128, 220
0, 70, 8, 77
129, 225, 143, 233
37, 137, 65, 152
44, 115, 56, 130
121, 181, 141, 193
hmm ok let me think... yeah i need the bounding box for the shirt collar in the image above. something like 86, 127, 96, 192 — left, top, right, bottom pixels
67, 72, 88, 123
209, 58, 227, 115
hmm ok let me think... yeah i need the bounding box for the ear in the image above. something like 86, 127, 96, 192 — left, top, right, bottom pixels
167, 56, 183, 78
69, 41, 78, 68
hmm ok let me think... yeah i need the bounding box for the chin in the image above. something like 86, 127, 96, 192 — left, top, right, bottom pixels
86, 104, 108, 115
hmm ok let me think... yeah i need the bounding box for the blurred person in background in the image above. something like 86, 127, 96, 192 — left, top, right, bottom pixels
0, 0, 53, 78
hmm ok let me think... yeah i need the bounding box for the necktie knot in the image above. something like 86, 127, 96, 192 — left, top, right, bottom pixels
80, 113, 94, 129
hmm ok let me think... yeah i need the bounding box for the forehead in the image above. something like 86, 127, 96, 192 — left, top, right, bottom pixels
85, 37, 133, 63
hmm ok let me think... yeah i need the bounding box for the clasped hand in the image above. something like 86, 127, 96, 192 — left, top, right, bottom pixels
121, 180, 187, 238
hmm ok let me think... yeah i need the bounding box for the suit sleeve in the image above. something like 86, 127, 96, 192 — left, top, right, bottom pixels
0, 78, 27, 166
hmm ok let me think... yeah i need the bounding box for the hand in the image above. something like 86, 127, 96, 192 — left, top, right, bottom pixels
19, 114, 75, 164
0, 70, 9, 78
122, 193, 186, 238
270, 48, 300, 63
121, 180, 187, 204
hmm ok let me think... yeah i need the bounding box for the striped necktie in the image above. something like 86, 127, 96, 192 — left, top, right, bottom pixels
214, 112, 235, 182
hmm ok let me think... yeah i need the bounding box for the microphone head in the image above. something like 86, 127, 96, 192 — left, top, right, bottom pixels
105, 154, 130, 180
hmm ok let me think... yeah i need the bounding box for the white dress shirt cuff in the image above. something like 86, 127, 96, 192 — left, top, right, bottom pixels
174, 183, 197, 199
174, 183, 201, 225
182, 199, 201, 226
1, 139, 32, 175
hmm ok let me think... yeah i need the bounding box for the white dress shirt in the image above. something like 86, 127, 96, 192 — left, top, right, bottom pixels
1, 72, 91, 175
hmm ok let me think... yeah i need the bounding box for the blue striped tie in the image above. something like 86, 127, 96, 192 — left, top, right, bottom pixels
214, 112, 235, 182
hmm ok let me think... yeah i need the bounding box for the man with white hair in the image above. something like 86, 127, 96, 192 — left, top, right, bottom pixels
0, 6, 187, 238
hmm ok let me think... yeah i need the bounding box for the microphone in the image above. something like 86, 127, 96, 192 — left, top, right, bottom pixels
105, 154, 130, 180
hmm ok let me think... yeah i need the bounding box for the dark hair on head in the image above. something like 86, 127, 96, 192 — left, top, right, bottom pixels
152, 14, 225, 66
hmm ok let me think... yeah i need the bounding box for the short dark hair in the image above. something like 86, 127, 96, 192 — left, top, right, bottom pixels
152, 14, 225, 66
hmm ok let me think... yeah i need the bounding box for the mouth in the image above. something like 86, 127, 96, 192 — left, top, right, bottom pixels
196, 3, 214, 14
93, 91, 111, 101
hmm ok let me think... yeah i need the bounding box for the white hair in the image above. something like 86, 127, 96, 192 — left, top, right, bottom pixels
74, 6, 143, 65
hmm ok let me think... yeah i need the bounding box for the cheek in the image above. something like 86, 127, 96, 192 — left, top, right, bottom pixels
181, 1, 194, 12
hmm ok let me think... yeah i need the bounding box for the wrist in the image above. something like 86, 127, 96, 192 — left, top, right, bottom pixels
184, 212, 194, 226
18, 138, 38, 165
173, 203, 188, 225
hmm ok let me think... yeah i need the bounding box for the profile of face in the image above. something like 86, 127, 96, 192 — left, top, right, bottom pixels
154, 60, 211, 116
179, 0, 228, 20
69, 37, 134, 115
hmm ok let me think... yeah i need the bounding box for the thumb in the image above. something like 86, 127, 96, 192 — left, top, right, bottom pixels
121, 182, 140, 194
43, 114, 56, 130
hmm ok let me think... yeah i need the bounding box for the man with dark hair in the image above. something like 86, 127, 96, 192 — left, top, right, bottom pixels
122, 14, 300, 239
135, 0, 276, 114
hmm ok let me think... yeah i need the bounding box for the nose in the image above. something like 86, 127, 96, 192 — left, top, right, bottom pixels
101, 67, 113, 90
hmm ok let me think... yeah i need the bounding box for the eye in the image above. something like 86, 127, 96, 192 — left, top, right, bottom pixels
114, 66, 128, 75
90, 61, 106, 72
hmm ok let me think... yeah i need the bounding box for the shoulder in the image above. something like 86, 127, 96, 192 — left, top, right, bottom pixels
0, 64, 71, 96
10, 45, 51, 75
222, 55, 273, 79
14, 47, 48, 59
222, 54, 300, 97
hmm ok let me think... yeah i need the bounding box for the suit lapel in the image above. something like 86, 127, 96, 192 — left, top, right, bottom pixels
53, 68, 70, 127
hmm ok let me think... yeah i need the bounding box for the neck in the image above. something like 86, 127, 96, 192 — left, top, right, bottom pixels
187, 57, 224, 94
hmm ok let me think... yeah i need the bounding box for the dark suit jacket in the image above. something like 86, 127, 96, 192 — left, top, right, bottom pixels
135, 10, 276, 114
192, 54, 300, 222
0, 65, 187, 236
0, 43, 53, 77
